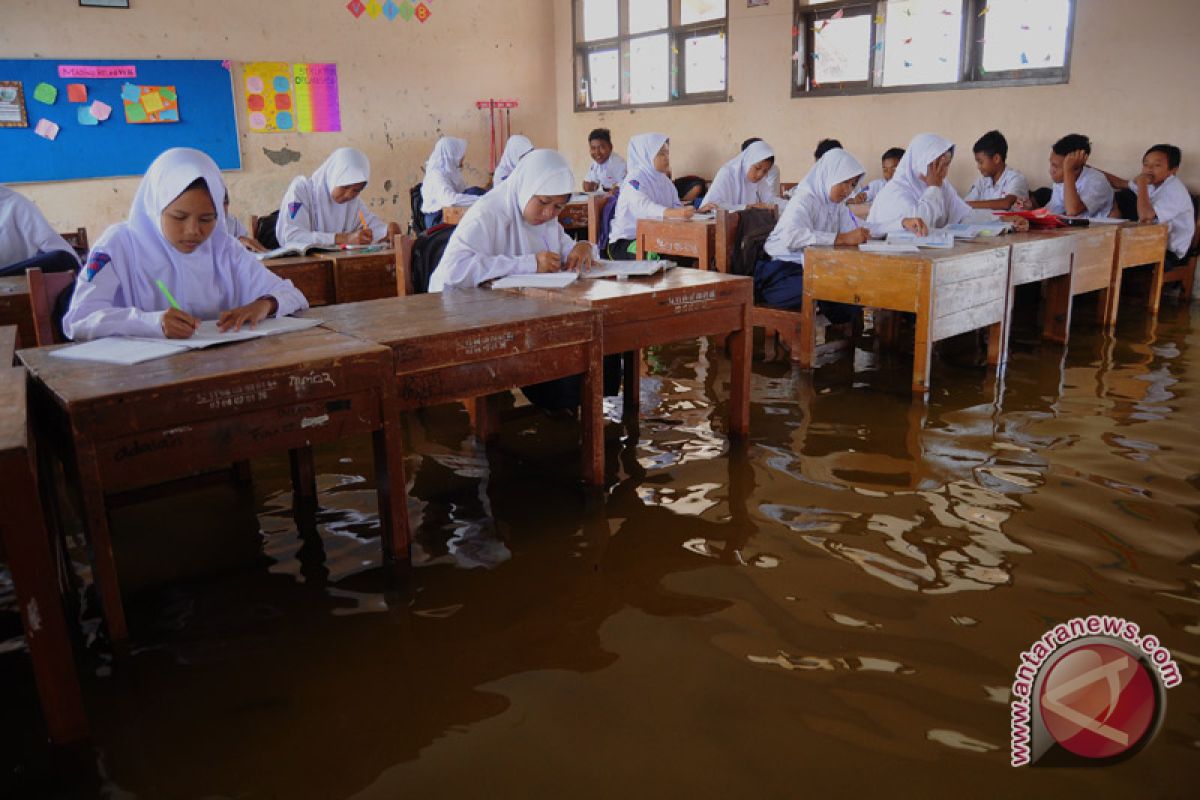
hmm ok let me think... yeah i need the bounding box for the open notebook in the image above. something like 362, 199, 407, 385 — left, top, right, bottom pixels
50, 316, 324, 365
885, 230, 956, 249
491, 272, 579, 289
582, 259, 676, 279
256, 243, 385, 261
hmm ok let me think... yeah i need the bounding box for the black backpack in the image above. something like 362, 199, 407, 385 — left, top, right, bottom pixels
409, 183, 425, 234
729, 207, 778, 277
254, 210, 281, 250
409, 223, 454, 294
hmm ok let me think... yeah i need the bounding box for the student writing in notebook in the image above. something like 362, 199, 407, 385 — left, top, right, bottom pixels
743, 137, 783, 199
64, 148, 308, 341
700, 140, 781, 211
0, 185, 80, 278
420, 136, 485, 229
276, 147, 396, 249
492, 134, 534, 185
429, 149, 596, 291
581, 128, 626, 192
963, 130, 1030, 211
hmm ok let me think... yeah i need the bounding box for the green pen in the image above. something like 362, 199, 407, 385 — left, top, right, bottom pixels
155, 279, 182, 311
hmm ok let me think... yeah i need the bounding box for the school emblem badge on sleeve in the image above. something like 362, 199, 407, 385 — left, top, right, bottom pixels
288, 201, 303, 219
84, 252, 111, 282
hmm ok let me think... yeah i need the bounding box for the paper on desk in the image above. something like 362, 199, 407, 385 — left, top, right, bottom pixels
492, 272, 579, 289
582, 259, 675, 278
50, 338, 189, 365
1060, 215, 1124, 225
688, 212, 716, 222
859, 243, 921, 253
944, 222, 1012, 238
569, 194, 590, 203
130, 316, 324, 349
886, 230, 955, 248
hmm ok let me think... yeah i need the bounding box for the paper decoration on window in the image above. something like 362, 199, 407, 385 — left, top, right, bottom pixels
90, 100, 112, 121
0, 81, 28, 128
244, 62, 294, 132
77, 106, 99, 126
293, 63, 341, 132
33, 82, 57, 105
123, 84, 180, 124
67, 84, 88, 103
34, 118, 59, 140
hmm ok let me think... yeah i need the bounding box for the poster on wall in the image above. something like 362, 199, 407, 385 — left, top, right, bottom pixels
0, 81, 28, 127
243, 61, 294, 133
292, 63, 341, 132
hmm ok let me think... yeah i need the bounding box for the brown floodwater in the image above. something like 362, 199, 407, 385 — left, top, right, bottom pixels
3, 296, 1199, 798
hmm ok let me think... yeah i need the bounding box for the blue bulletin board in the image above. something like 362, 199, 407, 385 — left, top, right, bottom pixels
0, 59, 240, 184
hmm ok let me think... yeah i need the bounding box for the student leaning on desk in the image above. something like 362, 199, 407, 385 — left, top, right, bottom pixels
63, 148, 308, 342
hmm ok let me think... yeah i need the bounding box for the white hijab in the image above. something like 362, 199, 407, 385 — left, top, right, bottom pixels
704, 140, 775, 207
300, 147, 371, 233
866, 133, 958, 234
493, 134, 533, 183
623, 132, 675, 200
794, 147, 864, 206
454, 148, 575, 256
425, 136, 468, 191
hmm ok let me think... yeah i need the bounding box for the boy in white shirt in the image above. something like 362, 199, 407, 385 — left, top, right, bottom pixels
582, 128, 626, 192
1102, 144, 1195, 266
849, 147, 904, 206
964, 130, 1030, 211
1045, 134, 1114, 219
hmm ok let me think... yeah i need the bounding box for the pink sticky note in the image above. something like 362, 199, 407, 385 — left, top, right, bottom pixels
67, 83, 88, 103
35, 118, 60, 141
90, 99, 112, 121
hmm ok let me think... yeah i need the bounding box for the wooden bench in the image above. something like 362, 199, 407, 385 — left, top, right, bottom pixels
635, 210, 738, 272
263, 255, 336, 307
0, 275, 34, 348
1, 364, 88, 743
324, 248, 400, 304
301, 290, 605, 485
496, 270, 753, 435
19, 328, 406, 643
800, 242, 1012, 395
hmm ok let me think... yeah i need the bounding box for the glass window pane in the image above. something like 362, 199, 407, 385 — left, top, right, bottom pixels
881, 0, 963, 87
629, 33, 670, 104
587, 49, 620, 103
681, 0, 726, 25
581, 0, 617, 41
813, 13, 872, 84
981, 0, 1071, 73
685, 33, 726, 94
629, 0, 668, 34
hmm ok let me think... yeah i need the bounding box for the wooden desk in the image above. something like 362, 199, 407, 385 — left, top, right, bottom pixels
1045, 225, 1119, 324
263, 255, 335, 307
325, 248, 399, 304
303, 290, 605, 485
1112, 222, 1169, 320
0, 276, 34, 348
19, 328, 405, 643
0, 366, 87, 743
1, 324, 16, 365
497, 270, 753, 435
966, 232, 1076, 349
635, 210, 737, 272
443, 201, 590, 232
800, 243, 1011, 395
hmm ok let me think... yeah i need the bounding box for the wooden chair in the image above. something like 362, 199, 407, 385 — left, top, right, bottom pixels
1160, 198, 1199, 301
26, 267, 75, 346
395, 233, 415, 296
58, 227, 89, 260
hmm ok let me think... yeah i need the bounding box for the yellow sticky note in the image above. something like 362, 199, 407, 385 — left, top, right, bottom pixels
141, 91, 165, 114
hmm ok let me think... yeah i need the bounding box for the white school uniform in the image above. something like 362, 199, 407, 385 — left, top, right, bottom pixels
700, 140, 778, 210
1130, 174, 1195, 259
866, 133, 986, 237
223, 212, 250, 240
0, 186, 79, 268
1046, 165, 1114, 219
421, 137, 480, 213
763, 163, 782, 199
585, 151, 627, 191
276, 148, 387, 248
493, 135, 533, 184
64, 148, 307, 342
429, 150, 585, 291
861, 178, 887, 203
764, 149, 865, 265
608, 133, 682, 244
964, 166, 1030, 203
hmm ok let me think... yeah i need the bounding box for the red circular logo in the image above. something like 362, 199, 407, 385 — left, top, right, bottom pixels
1038, 642, 1157, 760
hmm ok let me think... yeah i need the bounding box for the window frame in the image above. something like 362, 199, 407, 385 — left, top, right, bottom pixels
573, 0, 729, 113
792, 0, 1075, 98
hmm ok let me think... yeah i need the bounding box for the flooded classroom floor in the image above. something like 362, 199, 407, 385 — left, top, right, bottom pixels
3, 296, 1199, 799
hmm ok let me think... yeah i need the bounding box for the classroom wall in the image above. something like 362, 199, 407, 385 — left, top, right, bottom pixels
554, 0, 1200, 193
8, 0, 560, 238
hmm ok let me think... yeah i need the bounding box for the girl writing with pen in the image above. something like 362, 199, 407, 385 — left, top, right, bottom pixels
275, 147, 400, 249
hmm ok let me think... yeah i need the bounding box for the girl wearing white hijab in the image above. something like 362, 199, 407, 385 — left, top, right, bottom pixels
420, 136, 483, 228
607, 133, 701, 259
430, 149, 596, 291
64, 148, 308, 341
492, 134, 534, 184
276, 147, 392, 249
865, 133, 1002, 238
701, 140, 780, 210
758, 148, 869, 311
0, 185, 79, 277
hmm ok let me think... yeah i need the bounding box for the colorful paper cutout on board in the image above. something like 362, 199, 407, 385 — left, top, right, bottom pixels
90, 100, 112, 121
123, 84, 180, 124
67, 83, 88, 103
120, 83, 141, 102
292, 63, 341, 132
34, 118, 59, 140
33, 82, 57, 105
243, 62, 293, 133
77, 106, 99, 126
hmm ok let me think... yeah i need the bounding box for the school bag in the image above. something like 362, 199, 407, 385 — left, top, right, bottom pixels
409, 183, 425, 234
254, 210, 281, 250
728, 207, 778, 278
408, 223, 454, 294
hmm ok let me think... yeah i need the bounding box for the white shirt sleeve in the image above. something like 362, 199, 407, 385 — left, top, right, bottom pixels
765, 197, 837, 259
228, 248, 309, 317
431, 242, 537, 290
275, 179, 336, 249
421, 170, 479, 213
624, 183, 672, 221
62, 246, 165, 341
700, 164, 740, 210
1005, 169, 1030, 200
